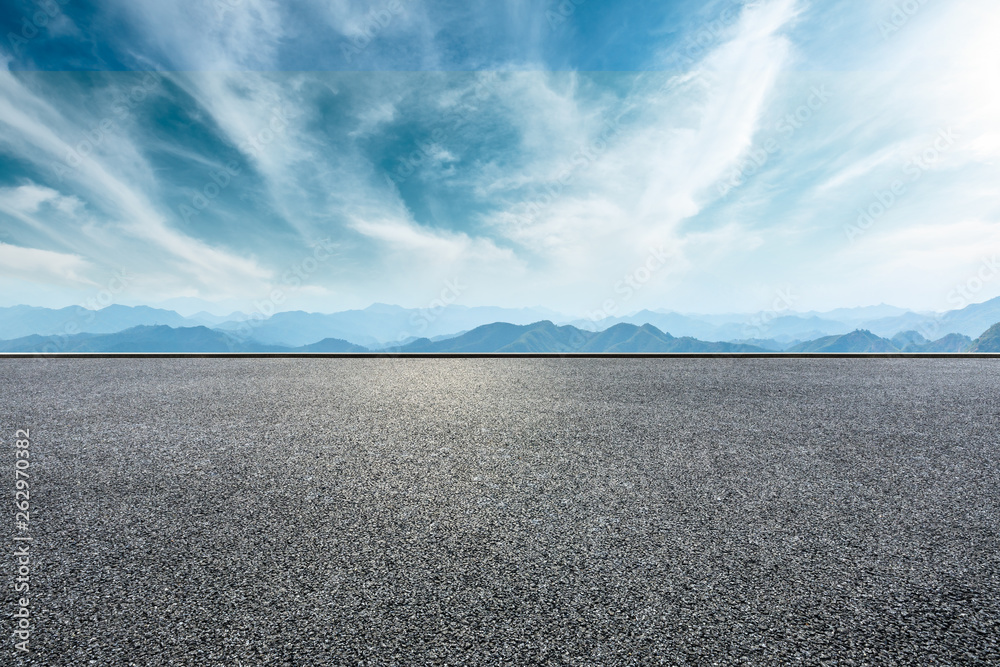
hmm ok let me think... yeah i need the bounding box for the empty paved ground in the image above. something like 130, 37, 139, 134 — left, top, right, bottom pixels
2, 358, 999, 665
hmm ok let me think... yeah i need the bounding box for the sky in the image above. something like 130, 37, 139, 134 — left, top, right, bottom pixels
0, 0, 998, 317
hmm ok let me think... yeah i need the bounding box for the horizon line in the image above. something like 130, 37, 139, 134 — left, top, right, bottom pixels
4, 353, 1000, 360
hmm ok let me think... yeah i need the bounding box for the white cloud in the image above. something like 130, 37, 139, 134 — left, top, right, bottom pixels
350, 101, 398, 138
0, 242, 95, 286
814, 144, 906, 194
467, 0, 802, 311
2, 0, 998, 315
0, 184, 83, 216
110, 0, 284, 70
351, 217, 517, 264
0, 66, 278, 299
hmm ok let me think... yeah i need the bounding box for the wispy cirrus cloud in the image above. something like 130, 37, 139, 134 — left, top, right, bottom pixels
0, 240, 94, 286
0, 65, 277, 302
0, 0, 998, 314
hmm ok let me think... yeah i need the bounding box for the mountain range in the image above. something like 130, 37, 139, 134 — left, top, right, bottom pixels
1, 321, 998, 354
212, 304, 564, 348
2, 298, 1000, 352
0, 303, 559, 348
387, 322, 767, 353
968, 323, 1000, 353
2, 297, 998, 348
573, 297, 1000, 343
0, 326, 364, 353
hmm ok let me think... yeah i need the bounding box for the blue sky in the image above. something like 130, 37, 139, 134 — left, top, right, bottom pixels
0, 0, 998, 317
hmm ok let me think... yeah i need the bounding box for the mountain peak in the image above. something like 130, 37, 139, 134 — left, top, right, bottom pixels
969, 322, 1000, 352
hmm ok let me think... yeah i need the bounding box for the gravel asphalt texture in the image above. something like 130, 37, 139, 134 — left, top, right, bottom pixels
2, 358, 999, 665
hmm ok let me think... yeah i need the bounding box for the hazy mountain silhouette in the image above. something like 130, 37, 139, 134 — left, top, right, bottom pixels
789, 329, 981, 353
5, 299, 1000, 348
0, 326, 282, 353
788, 330, 902, 353
388, 321, 769, 353
0, 305, 191, 339
295, 338, 370, 353
968, 322, 1000, 352
1, 308, 999, 354
890, 331, 973, 353
213, 304, 564, 347
940, 296, 1000, 337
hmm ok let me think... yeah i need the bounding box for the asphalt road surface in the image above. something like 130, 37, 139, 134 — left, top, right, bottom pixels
2, 358, 999, 665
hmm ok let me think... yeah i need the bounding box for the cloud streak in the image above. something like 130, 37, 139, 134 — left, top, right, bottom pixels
0, 0, 998, 314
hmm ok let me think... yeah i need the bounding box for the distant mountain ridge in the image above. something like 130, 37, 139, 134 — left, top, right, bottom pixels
0, 305, 192, 340
389, 322, 769, 353
0, 322, 770, 354
0, 303, 563, 347
788, 330, 898, 353
212, 304, 564, 347
583, 297, 1000, 342
968, 323, 1000, 352
2, 300, 1000, 352
0, 326, 364, 353
2, 322, 997, 353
